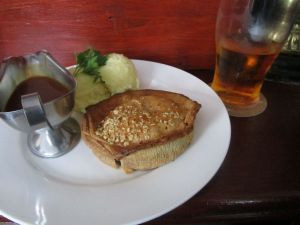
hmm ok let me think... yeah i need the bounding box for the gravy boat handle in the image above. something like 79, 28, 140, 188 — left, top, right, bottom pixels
21, 93, 76, 158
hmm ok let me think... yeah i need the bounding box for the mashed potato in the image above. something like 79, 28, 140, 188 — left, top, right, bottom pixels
74, 73, 110, 112
100, 53, 139, 94
72, 53, 139, 112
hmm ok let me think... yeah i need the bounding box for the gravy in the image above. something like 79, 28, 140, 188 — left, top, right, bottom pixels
5, 76, 69, 112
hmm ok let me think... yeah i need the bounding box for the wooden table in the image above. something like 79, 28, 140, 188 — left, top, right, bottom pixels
144, 72, 300, 224
1, 71, 300, 224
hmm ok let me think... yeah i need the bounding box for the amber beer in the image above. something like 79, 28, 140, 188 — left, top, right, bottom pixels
212, 0, 299, 117
211, 39, 280, 106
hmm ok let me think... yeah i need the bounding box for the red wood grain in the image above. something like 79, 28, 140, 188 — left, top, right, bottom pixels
0, 0, 220, 69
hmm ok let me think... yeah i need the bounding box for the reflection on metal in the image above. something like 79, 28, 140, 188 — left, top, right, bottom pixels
283, 20, 300, 54
0, 51, 81, 158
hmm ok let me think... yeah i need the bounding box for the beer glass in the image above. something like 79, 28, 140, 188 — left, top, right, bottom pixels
211, 0, 300, 117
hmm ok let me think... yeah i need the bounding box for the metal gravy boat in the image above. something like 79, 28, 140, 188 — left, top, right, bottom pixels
0, 51, 81, 158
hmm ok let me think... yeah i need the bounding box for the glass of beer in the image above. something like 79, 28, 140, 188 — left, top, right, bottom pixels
211, 0, 300, 117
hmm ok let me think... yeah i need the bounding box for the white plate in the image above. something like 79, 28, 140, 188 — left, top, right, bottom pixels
0, 60, 231, 225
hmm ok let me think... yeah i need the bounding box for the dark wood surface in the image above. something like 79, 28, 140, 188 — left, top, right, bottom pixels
1, 72, 300, 224
143, 72, 300, 224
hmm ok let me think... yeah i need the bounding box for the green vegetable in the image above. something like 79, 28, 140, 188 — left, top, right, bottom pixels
73, 48, 108, 82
